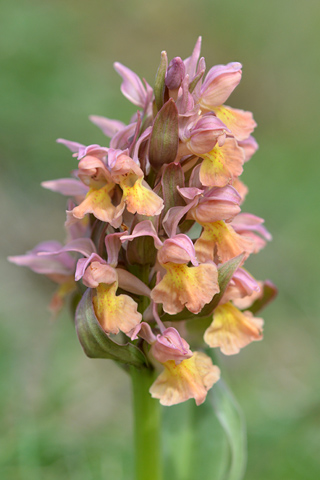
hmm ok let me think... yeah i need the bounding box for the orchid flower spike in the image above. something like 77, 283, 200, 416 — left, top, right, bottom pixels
8, 38, 275, 409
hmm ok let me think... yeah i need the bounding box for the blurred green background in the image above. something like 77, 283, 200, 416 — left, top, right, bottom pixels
1, 0, 319, 479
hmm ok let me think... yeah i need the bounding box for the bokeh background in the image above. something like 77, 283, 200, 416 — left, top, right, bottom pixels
1, 1, 319, 479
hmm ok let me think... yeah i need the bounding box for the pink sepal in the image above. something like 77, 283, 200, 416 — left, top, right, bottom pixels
159, 235, 199, 266
89, 115, 125, 138
77, 144, 109, 161
82, 262, 117, 288
56, 138, 84, 153
75, 253, 106, 281
185, 114, 230, 155
8, 241, 75, 277
132, 126, 152, 164
221, 268, 260, 304
191, 185, 241, 223
232, 268, 260, 295
162, 189, 201, 237
231, 213, 272, 241
203, 184, 241, 203
176, 76, 197, 118
41, 179, 89, 197
238, 136, 259, 162
200, 62, 242, 108
77, 156, 113, 185
38, 237, 97, 259
110, 123, 137, 150
116, 269, 151, 297
130, 322, 156, 343
105, 232, 124, 267
114, 62, 154, 110
108, 150, 142, 181
122, 220, 163, 249
178, 186, 204, 201
152, 327, 193, 365
184, 36, 202, 79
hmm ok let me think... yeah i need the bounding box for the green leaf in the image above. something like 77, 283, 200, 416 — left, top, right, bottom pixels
161, 254, 245, 323
75, 288, 147, 368
154, 51, 168, 112
247, 280, 278, 314
149, 98, 179, 170
209, 378, 247, 480
163, 399, 229, 480
162, 375, 247, 480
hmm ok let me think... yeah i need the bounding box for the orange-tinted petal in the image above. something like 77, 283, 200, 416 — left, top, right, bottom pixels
120, 176, 164, 216
194, 221, 254, 264
212, 105, 257, 141
71, 183, 117, 223
204, 302, 263, 355
199, 138, 244, 187
150, 351, 220, 406
93, 282, 142, 335
151, 262, 219, 314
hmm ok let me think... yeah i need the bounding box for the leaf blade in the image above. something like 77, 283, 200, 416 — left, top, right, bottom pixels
209, 378, 247, 480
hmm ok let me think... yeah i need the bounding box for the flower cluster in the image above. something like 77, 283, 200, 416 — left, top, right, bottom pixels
9, 38, 276, 406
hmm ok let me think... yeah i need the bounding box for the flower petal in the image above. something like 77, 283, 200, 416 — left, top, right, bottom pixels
204, 302, 263, 355
69, 183, 118, 224
200, 138, 244, 187
195, 221, 254, 264
213, 105, 257, 141
121, 177, 164, 216
150, 351, 220, 406
93, 282, 142, 335
151, 262, 219, 314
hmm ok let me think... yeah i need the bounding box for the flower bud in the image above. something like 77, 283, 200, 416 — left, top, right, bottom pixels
165, 57, 185, 90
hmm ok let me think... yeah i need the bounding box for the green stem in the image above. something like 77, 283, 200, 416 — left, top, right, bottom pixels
131, 367, 163, 480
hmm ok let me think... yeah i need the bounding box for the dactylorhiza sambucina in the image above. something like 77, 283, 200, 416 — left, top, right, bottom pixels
9, 37, 276, 408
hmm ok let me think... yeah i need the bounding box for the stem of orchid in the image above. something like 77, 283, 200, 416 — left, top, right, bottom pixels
131, 366, 163, 480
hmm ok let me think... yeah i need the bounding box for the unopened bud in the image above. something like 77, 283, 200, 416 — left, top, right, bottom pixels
165, 57, 185, 90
